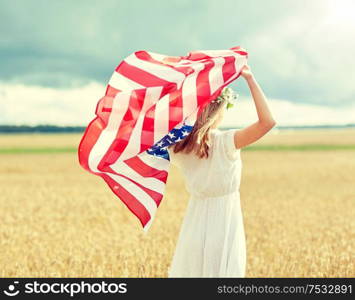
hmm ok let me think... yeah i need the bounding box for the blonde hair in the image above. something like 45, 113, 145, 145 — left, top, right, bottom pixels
169, 95, 227, 159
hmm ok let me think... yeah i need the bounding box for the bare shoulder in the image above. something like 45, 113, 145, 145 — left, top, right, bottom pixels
232, 121, 276, 149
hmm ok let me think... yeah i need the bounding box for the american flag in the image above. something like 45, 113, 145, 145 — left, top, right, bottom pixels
78, 46, 248, 232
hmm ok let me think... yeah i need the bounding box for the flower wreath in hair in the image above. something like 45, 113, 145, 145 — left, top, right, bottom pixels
211, 87, 239, 109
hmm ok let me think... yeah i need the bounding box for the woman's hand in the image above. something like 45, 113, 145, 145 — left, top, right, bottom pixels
240, 64, 253, 80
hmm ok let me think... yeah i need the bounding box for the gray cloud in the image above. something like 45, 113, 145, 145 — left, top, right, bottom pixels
0, 0, 354, 106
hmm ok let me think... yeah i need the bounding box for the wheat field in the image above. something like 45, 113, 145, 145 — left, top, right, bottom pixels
0, 129, 354, 277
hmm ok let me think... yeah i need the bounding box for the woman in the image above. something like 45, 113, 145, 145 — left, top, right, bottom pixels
167, 64, 276, 277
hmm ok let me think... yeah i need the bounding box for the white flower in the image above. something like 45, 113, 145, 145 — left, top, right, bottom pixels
212, 87, 239, 109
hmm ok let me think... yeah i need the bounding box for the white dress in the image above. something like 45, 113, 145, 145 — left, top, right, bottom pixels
167, 128, 246, 278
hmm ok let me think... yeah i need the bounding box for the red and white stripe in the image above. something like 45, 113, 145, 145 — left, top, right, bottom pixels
78, 46, 248, 232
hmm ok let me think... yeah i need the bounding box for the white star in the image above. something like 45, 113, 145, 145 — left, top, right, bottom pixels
161, 146, 168, 151
175, 137, 182, 142
182, 130, 189, 136
156, 141, 164, 147
168, 132, 176, 139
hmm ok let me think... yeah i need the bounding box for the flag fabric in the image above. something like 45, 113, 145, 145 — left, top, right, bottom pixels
78, 45, 248, 232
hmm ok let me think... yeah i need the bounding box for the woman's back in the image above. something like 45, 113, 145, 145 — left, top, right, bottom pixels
167, 128, 242, 198
167, 128, 246, 277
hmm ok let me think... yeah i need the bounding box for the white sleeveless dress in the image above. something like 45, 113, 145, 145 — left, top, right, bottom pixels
167, 128, 246, 278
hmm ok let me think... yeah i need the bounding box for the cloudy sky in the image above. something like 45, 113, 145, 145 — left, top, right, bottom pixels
0, 0, 354, 126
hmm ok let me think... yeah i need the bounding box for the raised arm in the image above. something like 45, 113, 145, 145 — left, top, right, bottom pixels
234, 64, 276, 149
